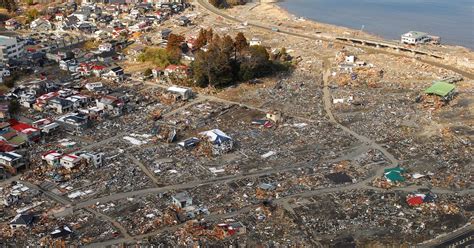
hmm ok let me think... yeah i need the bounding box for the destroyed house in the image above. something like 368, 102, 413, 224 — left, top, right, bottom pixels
51, 225, 73, 239
425, 81, 455, 101
0, 121, 10, 132
10, 214, 34, 228
172, 192, 193, 208
161, 29, 172, 39
96, 95, 124, 116
200, 129, 234, 155
258, 183, 276, 191
177, 16, 190, 26
164, 65, 189, 78
384, 167, 406, 183
178, 137, 200, 149
217, 222, 246, 236
0, 129, 26, 148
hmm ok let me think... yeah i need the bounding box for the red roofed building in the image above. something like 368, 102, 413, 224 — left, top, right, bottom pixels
42, 150, 62, 166
9, 120, 41, 142
407, 196, 424, 207
0, 140, 15, 152
36, 91, 59, 105
92, 65, 107, 76
60, 154, 82, 169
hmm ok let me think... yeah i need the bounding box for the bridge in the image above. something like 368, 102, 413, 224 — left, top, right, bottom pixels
336, 37, 444, 59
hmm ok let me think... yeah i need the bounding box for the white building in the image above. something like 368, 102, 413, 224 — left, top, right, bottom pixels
167, 86, 193, 100
0, 35, 25, 62
98, 42, 113, 52
0, 152, 25, 174
249, 37, 262, 46
401, 31, 431, 45
60, 154, 82, 169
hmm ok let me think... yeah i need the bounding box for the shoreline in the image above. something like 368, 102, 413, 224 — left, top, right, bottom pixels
223, 1, 473, 73
272, 2, 473, 51
271, 2, 387, 41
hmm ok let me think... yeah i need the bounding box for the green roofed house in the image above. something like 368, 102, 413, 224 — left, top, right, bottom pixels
384, 166, 406, 183
384, 167, 406, 174
425, 81, 455, 101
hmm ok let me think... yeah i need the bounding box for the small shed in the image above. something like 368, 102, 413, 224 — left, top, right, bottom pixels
167, 86, 193, 100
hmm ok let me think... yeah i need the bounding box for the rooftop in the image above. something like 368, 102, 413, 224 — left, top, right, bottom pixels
425, 81, 455, 97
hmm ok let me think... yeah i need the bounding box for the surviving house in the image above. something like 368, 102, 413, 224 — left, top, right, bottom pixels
59, 154, 82, 169
42, 150, 63, 166
30, 18, 53, 31
167, 86, 193, 100
66, 95, 90, 109
98, 42, 113, 52
401, 31, 431, 45
0, 103, 10, 121
56, 112, 90, 133
102, 66, 124, 81
48, 98, 74, 114
9, 121, 41, 143
32, 119, 60, 135
78, 151, 103, 167
249, 37, 262, 46
0, 152, 26, 175
266, 111, 284, 123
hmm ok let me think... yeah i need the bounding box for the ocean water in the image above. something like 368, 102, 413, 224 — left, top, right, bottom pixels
279, 0, 474, 49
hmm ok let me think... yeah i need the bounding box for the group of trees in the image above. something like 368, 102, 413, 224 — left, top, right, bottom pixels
0, 0, 16, 13
25, 8, 39, 22
138, 34, 186, 68
209, 0, 246, 8
191, 29, 291, 88
138, 28, 291, 88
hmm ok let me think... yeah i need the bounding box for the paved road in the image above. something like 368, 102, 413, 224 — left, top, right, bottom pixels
20, 181, 132, 240
126, 152, 162, 186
